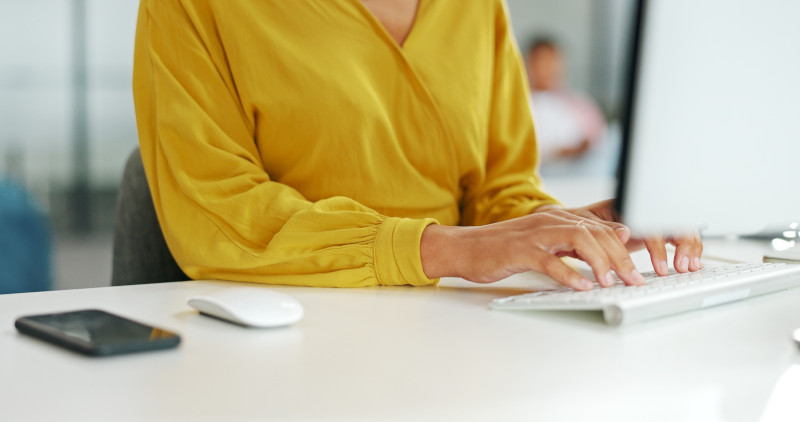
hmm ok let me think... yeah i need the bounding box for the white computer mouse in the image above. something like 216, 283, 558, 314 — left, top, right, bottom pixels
187, 287, 304, 327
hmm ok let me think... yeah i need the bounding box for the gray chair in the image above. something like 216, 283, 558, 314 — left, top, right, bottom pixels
112, 148, 188, 286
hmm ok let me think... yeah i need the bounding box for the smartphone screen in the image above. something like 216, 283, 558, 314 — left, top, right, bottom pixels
15, 309, 180, 356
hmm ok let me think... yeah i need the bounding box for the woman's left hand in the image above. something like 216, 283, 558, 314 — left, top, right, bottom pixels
541, 199, 704, 276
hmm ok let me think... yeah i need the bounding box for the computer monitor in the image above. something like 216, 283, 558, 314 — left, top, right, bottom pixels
616, 0, 800, 236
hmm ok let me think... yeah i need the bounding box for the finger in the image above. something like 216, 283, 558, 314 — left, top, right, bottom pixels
589, 225, 645, 286
688, 232, 704, 271
592, 219, 632, 244
547, 210, 628, 241
576, 199, 619, 222
533, 214, 637, 287
532, 252, 594, 291
546, 219, 636, 287
623, 236, 647, 253
566, 226, 617, 288
567, 208, 632, 244
671, 232, 704, 272
643, 235, 669, 276
540, 211, 620, 242
613, 225, 632, 244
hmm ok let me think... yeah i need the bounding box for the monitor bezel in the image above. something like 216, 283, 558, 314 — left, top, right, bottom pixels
613, 0, 648, 220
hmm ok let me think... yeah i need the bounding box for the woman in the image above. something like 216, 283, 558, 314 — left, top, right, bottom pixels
132, 0, 702, 290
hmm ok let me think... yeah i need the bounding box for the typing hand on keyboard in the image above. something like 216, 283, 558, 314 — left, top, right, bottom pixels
490, 263, 800, 325
421, 199, 704, 292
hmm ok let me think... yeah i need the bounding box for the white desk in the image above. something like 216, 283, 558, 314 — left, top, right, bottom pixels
2, 239, 800, 422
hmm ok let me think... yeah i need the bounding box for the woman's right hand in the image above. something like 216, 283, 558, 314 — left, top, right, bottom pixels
420, 208, 647, 290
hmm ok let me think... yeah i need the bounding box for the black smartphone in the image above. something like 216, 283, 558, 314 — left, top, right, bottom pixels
15, 309, 180, 357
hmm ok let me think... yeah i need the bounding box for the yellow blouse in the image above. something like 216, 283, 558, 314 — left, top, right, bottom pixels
132, 0, 557, 287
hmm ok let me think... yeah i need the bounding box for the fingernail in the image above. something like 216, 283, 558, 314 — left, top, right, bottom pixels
691, 257, 702, 271
604, 271, 615, 287
579, 278, 594, 290
679, 256, 689, 272
657, 260, 669, 275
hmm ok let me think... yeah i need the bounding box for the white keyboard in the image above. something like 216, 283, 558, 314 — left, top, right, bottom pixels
490, 263, 800, 325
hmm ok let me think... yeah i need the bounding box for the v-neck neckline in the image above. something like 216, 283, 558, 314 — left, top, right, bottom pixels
351, 0, 425, 52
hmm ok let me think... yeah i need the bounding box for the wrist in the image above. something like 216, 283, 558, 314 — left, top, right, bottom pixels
420, 224, 463, 279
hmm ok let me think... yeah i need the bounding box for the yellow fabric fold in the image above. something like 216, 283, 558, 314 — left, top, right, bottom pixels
375, 218, 440, 286
133, 0, 557, 287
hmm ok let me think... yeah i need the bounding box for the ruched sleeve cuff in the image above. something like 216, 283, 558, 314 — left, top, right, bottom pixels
374, 217, 439, 287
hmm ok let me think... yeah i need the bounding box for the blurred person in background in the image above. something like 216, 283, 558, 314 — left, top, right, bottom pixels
526, 37, 606, 163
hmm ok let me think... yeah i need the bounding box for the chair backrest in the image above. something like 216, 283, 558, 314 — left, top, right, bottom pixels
111, 148, 188, 286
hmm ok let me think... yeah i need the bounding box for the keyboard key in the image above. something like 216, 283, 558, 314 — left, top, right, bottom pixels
490, 263, 800, 325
